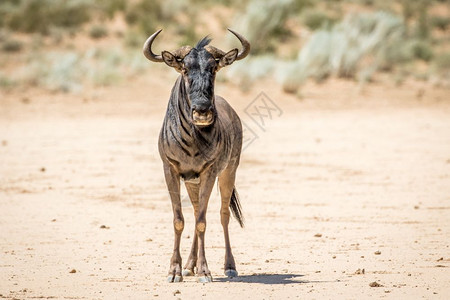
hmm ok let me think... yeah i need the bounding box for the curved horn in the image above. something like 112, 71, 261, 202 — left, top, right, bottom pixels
227, 28, 250, 60
143, 29, 164, 63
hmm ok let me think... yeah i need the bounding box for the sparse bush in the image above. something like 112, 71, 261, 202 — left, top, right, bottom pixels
399, 0, 432, 38
5, 46, 150, 92
0, 30, 7, 43
1, 38, 23, 52
48, 27, 65, 45
302, 9, 336, 30
234, 0, 314, 54
89, 24, 108, 39
414, 0, 430, 39
42, 52, 84, 93
430, 15, 450, 31
95, 0, 126, 19
360, 0, 374, 6
433, 52, 450, 74
379, 41, 410, 69
281, 12, 406, 93
430, 52, 450, 87
123, 30, 146, 48
226, 55, 276, 90
409, 40, 433, 61
2, 0, 91, 34
178, 23, 198, 47
127, 52, 148, 76
0, 71, 16, 89
125, 0, 169, 34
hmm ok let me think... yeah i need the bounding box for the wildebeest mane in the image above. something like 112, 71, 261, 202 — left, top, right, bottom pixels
195, 36, 212, 50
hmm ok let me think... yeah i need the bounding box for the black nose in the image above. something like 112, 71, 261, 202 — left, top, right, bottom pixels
192, 104, 212, 114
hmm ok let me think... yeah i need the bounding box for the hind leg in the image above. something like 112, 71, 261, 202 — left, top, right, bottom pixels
218, 167, 238, 278
182, 182, 199, 276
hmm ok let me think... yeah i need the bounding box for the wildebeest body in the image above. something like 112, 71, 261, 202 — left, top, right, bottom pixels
143, 29, 250, 283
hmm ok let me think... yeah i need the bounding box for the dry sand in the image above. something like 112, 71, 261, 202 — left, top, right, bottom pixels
1, 72, 449, 299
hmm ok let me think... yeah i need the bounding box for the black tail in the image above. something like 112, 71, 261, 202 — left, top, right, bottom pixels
230, 187, 244, 228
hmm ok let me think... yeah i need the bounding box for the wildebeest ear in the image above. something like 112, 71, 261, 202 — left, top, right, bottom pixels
162, 51, 182, 71
219, 48, 238, 68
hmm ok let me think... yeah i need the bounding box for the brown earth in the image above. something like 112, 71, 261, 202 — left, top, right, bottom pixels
1, 71, 449, 299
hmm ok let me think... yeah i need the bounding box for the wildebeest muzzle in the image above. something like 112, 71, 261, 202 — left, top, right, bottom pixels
192, 102, 215, 127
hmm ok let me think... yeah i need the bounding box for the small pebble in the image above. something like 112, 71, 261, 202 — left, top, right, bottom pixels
369, 281, 382, 287
355, 268, 365, 274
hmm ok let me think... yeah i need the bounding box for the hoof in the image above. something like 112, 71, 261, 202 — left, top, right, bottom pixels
197, 275, 213, 283
182, 269, 195, 277
224, 269, 238, 278
167, 275, 183, 283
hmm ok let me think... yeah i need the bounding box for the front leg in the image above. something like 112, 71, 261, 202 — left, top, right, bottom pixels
182, 182, 199, 276
163, 163, 184, 283
196, 172, 217, 283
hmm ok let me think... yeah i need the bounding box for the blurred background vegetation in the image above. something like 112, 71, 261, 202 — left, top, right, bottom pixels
0, 0, 449, 94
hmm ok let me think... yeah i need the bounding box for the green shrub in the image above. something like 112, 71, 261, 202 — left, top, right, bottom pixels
89, 24, 108, 39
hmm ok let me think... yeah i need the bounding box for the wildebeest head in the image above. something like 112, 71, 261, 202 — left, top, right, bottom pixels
143, 29, 250, 127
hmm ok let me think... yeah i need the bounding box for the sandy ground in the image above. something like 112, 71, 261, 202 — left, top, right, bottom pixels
1, 72, 450, 299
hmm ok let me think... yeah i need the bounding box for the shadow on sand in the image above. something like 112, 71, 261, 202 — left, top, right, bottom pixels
215, 273, 308, 285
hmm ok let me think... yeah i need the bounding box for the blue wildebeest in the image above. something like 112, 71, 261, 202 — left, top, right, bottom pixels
143, 29, 250, 283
